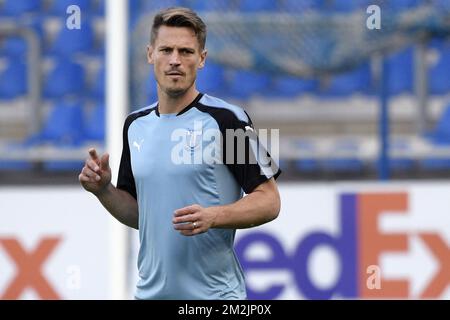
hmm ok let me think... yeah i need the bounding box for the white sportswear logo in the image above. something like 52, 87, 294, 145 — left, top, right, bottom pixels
133, 139, 144, 152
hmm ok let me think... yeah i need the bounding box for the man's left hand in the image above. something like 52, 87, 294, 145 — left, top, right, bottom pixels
173, 204, 218, 236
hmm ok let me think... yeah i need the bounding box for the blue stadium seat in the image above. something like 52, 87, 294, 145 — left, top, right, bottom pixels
1, 37, 27, 58
227, 70, 271, 100
324, 63, 371, 96
294, 140, 320, 173
295, 159, 320, 172
389, 158, 415, 171
196, 62, 226, 96
329, 0, 364, 12
83, 103, 105, 142
92, 0, 105, 15
389, 139, 415, 171
0, 141, 33, 170
43, 159, 85, 171
386, 47, 414, 95
19, 100, 83, 173
0, 18, 43, 57
282, 0, 323, 12
322, 140, 364, 172
25, 101, 84, 146
0, 160, 33, 171
43, 60, 85, 98
420, 103, 450, 170
277, 158, 288, 171
51, 21, 94, 56
184, 0, 231, 11
0, 61, 27, 99
428, 41, 450, 95
420, 158, 450, 171
270, 75, 318, 98
425, 104, 450, 145
1, 0, 41, 15
323, 158, 363, 172
390, 0, 421, 10
238, 0, 277, 12
141, 0, 183, 12
21, 100, 85, 169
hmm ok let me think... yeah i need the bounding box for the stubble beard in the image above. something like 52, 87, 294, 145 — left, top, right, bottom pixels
163, 78, 196, 98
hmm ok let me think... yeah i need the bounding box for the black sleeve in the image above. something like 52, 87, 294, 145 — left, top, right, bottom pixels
220, 110, 281, 194
116, 115, 137, 200
224, 111, 281, 193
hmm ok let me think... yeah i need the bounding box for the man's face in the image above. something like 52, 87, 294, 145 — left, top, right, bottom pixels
147, 25, 206, 98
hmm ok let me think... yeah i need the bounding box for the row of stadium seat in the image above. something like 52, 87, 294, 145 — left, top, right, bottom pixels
4, 0, 450, 17
289, 103, 450, 173
4, 155, 449, 172
25, 101, 105, 146
137, 0, 450, 14
0, 58, 103, 100
0, 18, 104, 58
1, 39, 449, 103
0, 100, 103, 170
154, 41, 450, 101
0, 0, 104, 16
2, 1, 450, 103
2, 101, 450, 172
1, 0, 449, 175
290, 157, 450, 173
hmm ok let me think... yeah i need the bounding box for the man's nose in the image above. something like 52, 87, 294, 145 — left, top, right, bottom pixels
169, 51, 181, 66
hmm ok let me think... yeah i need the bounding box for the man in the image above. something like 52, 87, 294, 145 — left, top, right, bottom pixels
79, 7, 281, 299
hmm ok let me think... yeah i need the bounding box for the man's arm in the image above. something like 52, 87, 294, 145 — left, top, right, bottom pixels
95, 183, 139, 229
173, 178, 280, 236
79, 148, 139, 229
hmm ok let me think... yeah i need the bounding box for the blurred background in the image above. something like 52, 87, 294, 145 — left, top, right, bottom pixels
0, 0, 449, 300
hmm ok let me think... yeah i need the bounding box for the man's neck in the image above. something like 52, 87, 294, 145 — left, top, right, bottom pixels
158, 88, 199, 114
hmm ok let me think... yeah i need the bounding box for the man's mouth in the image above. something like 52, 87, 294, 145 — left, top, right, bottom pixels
166, 71, 183, 76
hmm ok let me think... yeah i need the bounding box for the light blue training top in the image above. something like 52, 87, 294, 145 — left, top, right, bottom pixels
117, 93, 280, 299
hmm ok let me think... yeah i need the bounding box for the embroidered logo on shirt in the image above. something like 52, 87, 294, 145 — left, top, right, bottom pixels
184, 129, 202, 152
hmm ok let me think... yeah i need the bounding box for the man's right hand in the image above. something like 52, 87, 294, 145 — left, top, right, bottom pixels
79, 148, 112, 195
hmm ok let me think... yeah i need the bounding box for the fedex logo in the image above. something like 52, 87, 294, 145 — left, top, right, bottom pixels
236, 192, 450, 299
0, 237, 62, 299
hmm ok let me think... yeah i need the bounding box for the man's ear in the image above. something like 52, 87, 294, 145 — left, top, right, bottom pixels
198, 49, 207, 69
147, 45, 154, 64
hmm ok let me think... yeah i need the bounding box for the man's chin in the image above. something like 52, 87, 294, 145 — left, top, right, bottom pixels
165, 88, 187, 97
